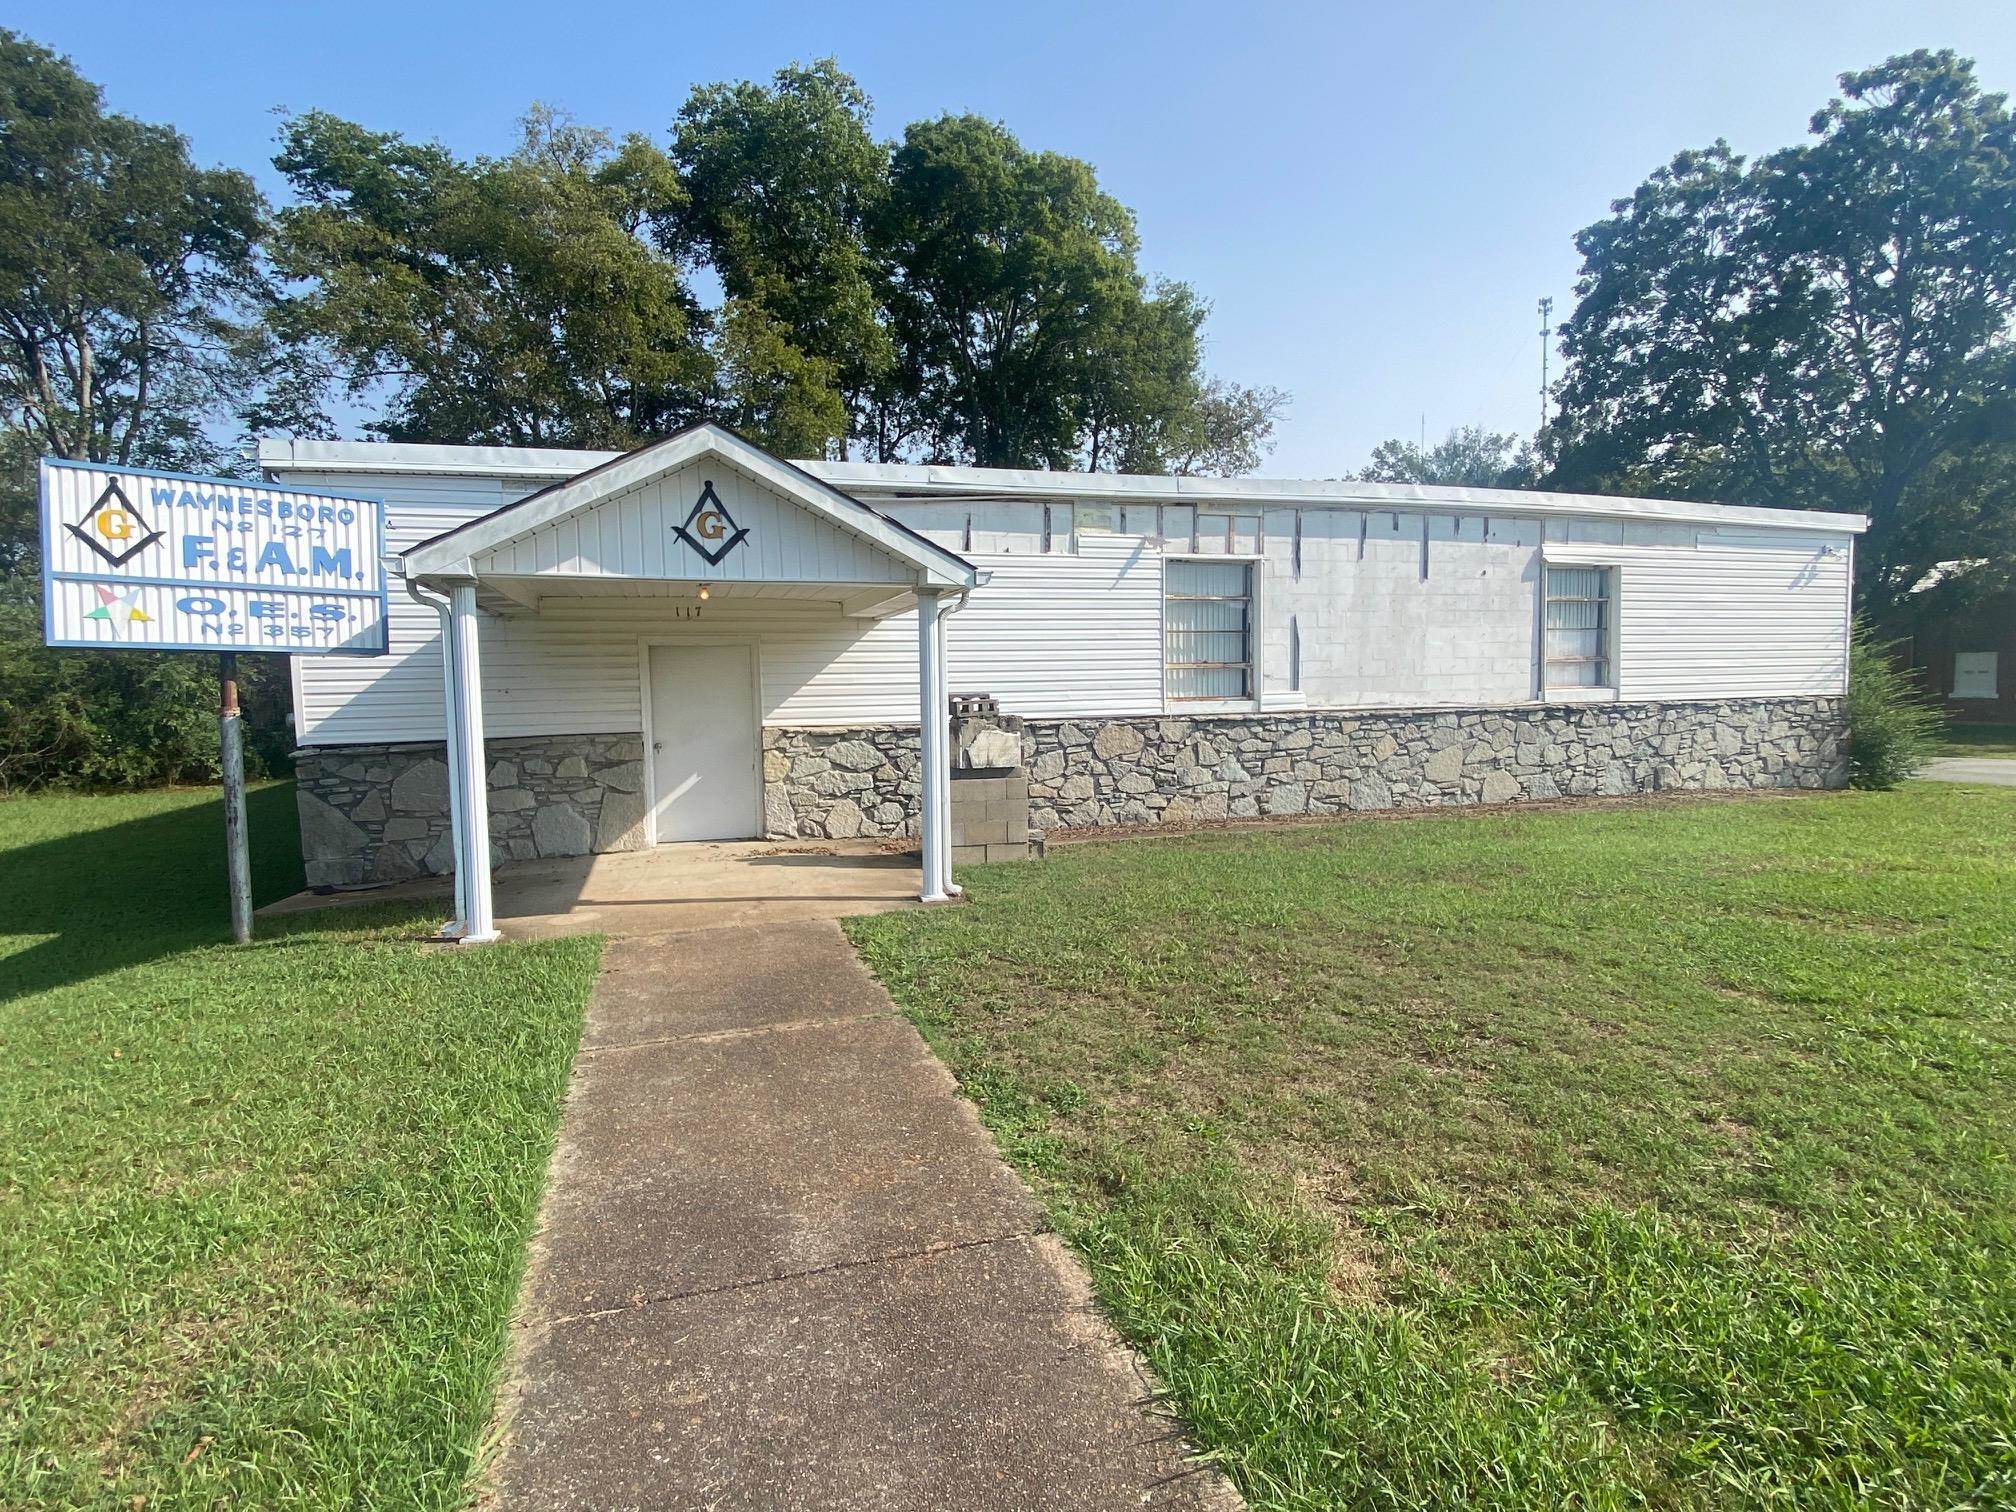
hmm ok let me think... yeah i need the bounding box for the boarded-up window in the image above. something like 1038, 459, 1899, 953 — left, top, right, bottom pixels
1544, 566, 1613, 687
1194, 513, 1261, 555
1166, 559, 1252, 700
1074, 504, 1117, 538
1954, 651, 1999, 699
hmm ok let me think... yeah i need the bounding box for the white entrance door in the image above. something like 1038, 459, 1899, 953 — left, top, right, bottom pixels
647, 643, 760, 842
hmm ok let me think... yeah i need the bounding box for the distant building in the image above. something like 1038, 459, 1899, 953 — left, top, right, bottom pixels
1902, 566, 2014, 722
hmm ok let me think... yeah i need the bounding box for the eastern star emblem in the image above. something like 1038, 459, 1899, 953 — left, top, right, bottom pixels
68, 478, 164, 567
672, 480, 749, 567
84, 582, 151, 635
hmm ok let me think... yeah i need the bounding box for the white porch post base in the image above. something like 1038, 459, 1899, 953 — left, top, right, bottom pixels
447, 580, 500, 943
916, 588, 952, 903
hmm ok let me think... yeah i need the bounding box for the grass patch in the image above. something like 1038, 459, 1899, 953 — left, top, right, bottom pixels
0, 786, 601, 1509
849, 788, 2016, 1509
1938, 721, 2016, 758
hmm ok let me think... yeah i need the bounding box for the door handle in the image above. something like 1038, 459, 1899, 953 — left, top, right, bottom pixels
653, 741, 664, 751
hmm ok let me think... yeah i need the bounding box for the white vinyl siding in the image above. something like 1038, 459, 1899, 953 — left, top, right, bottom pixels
1261, 511, 1541, 709
284, 462, 1859, 747
284, 471, 504, 745
947, 536, 1163, 717
1545, 526, 1852, 700
288, 478, 1161, 742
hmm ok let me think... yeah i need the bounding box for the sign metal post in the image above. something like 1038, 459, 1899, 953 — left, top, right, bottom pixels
219, 651, 252, 944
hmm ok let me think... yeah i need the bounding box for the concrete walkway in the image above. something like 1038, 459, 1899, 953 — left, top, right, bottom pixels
490, 918, 1237, 1511
1921, 756, 2016, 786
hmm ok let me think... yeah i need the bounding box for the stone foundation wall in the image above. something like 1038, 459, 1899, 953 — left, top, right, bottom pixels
1023, 696, 1847, 830
297, 697, 1848, 887
295, 733, 648, 888
757, 716, 1039, 850
760, 725, 921, 839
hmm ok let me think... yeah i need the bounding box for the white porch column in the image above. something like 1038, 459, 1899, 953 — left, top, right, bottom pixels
916, 588, 952, 903
437, 597, 470, 936
447, 581, 500, 943
933, 596, 962, 897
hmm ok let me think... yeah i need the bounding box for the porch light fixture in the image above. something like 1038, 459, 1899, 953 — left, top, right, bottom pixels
696, 583, 710, 600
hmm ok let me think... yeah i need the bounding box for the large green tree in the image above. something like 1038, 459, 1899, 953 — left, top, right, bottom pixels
1070, 280, 1284, 476
0, 30, 264, 473
672, 60, 889, 456
870, 113, 1282, 473
874, 113, 1160, 467
1072, 278, 1206, 472
1546, 50, 2016, 625
1161, 378, 1290, 478
709, 299, 849, 457
1358, 424, 1537, 488
271, 106, 708, 448
0, 33, 286, 791
273, 70, 1285, 474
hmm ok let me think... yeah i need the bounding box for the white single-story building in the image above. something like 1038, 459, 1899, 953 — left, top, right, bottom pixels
262, 424, 1864, 939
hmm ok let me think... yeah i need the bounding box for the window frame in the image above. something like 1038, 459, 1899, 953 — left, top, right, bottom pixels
1163, 554, 1259, 707
1541, 563, 1618, 698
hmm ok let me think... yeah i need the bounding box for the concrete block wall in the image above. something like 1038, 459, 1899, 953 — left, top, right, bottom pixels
948, 713, 1033, 863
949, 771, 1031, 865
1265, 512, 1542, 707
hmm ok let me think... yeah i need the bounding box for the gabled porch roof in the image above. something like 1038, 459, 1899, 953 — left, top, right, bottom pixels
399, 422, 978, 592
393, 423, 974, 939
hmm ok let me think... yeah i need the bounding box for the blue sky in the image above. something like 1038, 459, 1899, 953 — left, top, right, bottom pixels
17, 1, 2016, 476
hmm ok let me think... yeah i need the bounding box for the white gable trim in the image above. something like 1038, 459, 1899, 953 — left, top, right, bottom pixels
400, 423, 977, 588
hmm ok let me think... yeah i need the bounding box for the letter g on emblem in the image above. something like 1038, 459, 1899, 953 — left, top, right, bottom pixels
673, 480, 749, 566
68, 479, 164, 567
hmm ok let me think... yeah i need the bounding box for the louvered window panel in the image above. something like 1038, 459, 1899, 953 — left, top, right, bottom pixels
1166, 559, 1252, 700
1544, 566, 1613, 687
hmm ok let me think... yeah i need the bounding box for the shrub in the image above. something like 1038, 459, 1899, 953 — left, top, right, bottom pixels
1846, 622, 1941, 789
0, 579, 293, 793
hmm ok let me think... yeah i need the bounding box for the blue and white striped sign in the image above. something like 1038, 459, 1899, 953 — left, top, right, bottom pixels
40, 459, 388, 657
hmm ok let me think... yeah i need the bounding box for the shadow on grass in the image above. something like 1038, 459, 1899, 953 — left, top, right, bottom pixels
0, 782, 398, 1002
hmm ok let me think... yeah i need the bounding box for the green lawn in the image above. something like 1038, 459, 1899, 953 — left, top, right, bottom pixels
849, 788, 2016, 1510
0, 786, 601, 1509
1939, 721, 2016, 757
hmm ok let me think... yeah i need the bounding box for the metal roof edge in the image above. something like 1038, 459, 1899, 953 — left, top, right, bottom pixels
259, 440, 1869, 536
